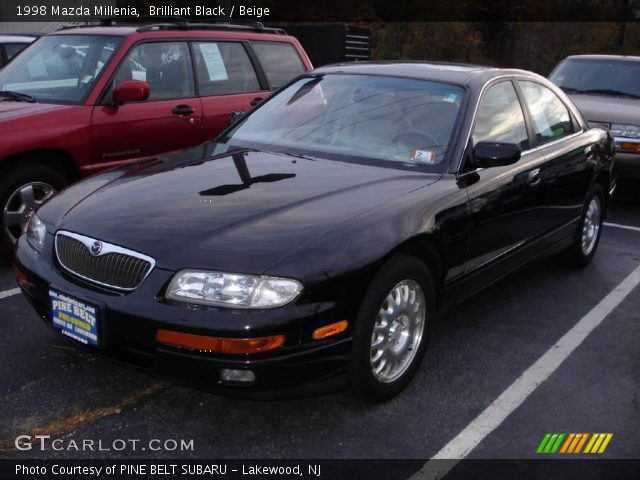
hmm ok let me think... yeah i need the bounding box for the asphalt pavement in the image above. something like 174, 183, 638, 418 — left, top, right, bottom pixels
0, 196, 638, 470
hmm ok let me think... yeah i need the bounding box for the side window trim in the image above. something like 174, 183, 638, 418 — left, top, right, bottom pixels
242, 40, 271, 91
249, 41, 306, 90
98, 40, 197, 105
516, 78, 577, 147
469, 78, 531, 149
187, 41, 201, 97
190, 40, 264, 97
511, 78, 538, 150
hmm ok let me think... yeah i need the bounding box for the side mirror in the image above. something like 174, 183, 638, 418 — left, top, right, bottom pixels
473, 142, 521, 168
112, 80, 150, 106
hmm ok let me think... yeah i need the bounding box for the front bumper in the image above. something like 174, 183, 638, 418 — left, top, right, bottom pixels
13, 235, 352, 397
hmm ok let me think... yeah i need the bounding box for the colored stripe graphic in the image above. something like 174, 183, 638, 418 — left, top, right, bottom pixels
574, 433, 589, 453
538, 433, 613, 454
536, 434, 552, 453
585, 433, 613, 454
560, 433, 575, 453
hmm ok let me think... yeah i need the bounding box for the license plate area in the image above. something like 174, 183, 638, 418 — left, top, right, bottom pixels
50, 289, 100, 347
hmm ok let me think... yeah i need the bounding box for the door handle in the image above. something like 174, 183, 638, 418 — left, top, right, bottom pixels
172, 104, 195, 115
250, 97, 264, 107
528, 168, 542, 186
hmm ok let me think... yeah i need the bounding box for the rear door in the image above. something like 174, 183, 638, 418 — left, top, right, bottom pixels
191, 41, 268, 140
517, 79, 591, 229
90, 41, 203, 166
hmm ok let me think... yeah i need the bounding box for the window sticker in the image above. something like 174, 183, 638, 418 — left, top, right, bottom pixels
410, 148, 437, 163
442, 93, 459, 103
200, 44, 228, 81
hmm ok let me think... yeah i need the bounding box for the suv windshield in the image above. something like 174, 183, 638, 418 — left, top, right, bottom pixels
0, 35, 122, 104
223, 74, 464, 171
550, 58, 640, 99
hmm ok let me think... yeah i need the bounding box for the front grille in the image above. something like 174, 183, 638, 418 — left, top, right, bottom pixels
55, 232, 154, 291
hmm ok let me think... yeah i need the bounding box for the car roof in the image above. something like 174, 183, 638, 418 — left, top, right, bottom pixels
565, 54, 640, 62
312, 61, 538, 86
0, 35, 36, 43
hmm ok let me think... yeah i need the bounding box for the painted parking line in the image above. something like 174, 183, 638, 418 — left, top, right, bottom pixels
604, 222, 640, 233
0, 288, 20, 300
411, 263, 640, 480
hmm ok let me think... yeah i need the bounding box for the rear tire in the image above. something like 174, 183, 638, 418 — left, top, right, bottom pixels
563, 184, 604, 268
348, 254, 435, 402
0, 164, 67, 255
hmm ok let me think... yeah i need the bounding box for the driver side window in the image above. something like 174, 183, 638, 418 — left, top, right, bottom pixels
472, 81, 530, 150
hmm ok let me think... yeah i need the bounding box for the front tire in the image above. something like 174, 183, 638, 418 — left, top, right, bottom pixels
348, 254, 435, 402
564, 184, 604, 268
0, 165, 67, 254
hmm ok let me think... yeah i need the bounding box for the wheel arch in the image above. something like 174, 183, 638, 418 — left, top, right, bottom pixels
2, 149, 80, 183
386, 234, 446, 307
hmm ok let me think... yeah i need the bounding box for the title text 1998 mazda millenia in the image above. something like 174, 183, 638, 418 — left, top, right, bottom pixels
14, 62, 614, 401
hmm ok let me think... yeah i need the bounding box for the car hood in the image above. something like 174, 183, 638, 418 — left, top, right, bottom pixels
567, 93, 640, 126
52, 144, 440, 273
0, 101, 69, 121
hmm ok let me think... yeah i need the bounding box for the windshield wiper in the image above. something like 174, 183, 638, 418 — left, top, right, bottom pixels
0, 91, 37, 103
559, 86, 586, 94
579, 88, 640, 99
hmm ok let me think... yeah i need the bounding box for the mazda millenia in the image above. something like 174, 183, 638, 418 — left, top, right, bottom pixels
14, 63, 614, 401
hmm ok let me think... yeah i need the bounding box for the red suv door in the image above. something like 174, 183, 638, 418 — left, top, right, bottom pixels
191, 41, 268, 140
90, 41, 203, 166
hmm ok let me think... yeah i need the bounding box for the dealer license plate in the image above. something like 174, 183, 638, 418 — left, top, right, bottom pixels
50, 290, 99, 347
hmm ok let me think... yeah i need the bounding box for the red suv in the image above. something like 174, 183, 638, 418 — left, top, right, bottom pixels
0, 23, 312, 251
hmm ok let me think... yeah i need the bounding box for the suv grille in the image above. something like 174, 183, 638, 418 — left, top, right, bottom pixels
55, 232, 155, 291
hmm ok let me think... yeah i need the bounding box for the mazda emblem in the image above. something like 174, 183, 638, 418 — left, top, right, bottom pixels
90, 241, 103, 256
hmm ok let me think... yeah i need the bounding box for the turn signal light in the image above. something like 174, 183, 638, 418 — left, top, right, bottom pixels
156, 330, 285, 354
620, 142, 640, 153
313, 320, 348, 340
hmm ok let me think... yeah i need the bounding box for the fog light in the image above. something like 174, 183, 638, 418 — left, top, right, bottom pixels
220, 368, 255, 384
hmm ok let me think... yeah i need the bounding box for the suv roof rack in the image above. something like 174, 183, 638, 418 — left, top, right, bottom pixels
58, 17, 189, 30
136, 21, 286, 35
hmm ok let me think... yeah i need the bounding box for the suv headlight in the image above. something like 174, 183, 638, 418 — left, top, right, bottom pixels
610, 123, 640, 139
166, 270, 303, 309
26, 214, 46, 252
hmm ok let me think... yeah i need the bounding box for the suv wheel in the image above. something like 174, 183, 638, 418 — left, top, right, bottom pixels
0, 165, 67, 253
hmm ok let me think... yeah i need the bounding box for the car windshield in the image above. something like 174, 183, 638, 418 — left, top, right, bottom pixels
550, 58, 640, 99
223, 74, 465, 171
0, 34, 122, 104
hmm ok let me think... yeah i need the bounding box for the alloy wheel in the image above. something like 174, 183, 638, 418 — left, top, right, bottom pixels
370, 279, 426, 383
3, 182, 56, 244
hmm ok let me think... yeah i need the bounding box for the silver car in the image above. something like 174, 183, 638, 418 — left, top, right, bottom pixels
550, 54, 640, 180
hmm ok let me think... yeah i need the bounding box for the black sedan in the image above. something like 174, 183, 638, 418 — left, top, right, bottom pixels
14, 63, 614, 401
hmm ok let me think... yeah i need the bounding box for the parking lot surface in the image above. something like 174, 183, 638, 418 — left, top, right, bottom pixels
0, 197, 638, 467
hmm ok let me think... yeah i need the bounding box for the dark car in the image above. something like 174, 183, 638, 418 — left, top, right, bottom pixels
0, 22, 311, 252
0, 35, 36, 68
549, 55, 640, 180
14, 62, 614, 401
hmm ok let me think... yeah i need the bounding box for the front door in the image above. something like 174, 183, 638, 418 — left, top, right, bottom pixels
90, 41, 203, 168
463, 80, 551, 275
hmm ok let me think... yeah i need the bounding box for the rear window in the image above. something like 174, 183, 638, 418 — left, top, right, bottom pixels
251, 41, 305, 89
550, 58, 640, 98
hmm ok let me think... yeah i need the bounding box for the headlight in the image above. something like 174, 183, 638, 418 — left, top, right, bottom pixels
610, 123, 640, 139
166, 270, 303, 309
26, 214, 46, 252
